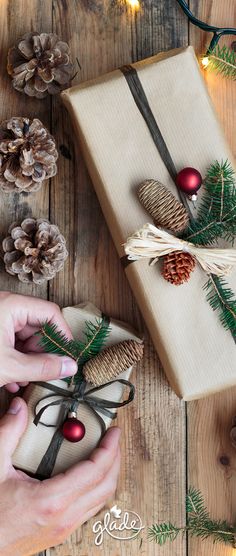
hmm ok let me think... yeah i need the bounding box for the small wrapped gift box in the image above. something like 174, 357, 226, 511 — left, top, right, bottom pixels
62, 46, 236, 401
12, 303, 142, 478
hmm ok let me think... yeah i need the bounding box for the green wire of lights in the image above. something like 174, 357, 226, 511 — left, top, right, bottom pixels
176, 0, 236, 54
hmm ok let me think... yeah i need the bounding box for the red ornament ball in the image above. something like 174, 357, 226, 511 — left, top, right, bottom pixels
176, 167, 202, 196
62, 417, 86, 443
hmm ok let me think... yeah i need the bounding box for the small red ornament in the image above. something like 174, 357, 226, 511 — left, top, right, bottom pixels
62, 412, 86, 443
176, 167, 202, 201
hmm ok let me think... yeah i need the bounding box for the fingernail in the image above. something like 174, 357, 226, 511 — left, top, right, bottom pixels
7, 397, 22, 415
60, 357, 77, 378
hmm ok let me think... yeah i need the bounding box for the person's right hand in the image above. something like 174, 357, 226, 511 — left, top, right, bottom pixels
0, 397, 121, 556
0, 292, 78, 393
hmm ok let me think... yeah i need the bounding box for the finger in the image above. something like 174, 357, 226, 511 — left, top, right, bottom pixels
4, 381, 28, 392
0, 293, 73, 345
44, 428, 121, 501
0, 397, 28, 468
16, 324, 41, 343
9, 295, 73, 339
5, 382, 20, 393
72, 447, 120, 509
58, 453, 120, 532
40, 452, 120, 541
1, 349, 78, 385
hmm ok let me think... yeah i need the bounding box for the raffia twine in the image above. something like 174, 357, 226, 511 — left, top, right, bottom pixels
124, 223, 236, 277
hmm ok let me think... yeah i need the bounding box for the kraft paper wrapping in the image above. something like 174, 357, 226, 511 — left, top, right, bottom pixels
13, 302, 141, 476
61, 46, 236, 401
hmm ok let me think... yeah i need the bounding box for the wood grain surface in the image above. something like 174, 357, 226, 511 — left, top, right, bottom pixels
0, 1, 235, 556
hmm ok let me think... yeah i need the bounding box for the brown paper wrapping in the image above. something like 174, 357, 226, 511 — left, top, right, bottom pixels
12, 302, 141, 476
62, 46, 236, 401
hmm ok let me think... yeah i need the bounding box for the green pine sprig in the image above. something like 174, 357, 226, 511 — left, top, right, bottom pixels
148, 487, 236, 548
183, 160, 236, 246
148, 522, 181, 545
36, 316, 111, 384
206, 45, 236, 80
204, 275, 236, 339
180, 160, 236, 339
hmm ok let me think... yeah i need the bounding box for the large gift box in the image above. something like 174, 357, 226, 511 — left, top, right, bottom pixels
13, 303, 142, 478
62, 46, 236, 401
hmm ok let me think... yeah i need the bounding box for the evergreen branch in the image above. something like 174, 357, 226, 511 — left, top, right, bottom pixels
207, 45, 236, 80
37, 323, 79, 360
183, 160, 236, 245
186, 487, 209, 520
204, 276, 236, 339
149, 487, 236, 548
37, 317, 111, 384
187, 518, 236, 546
148, 522, 182, 545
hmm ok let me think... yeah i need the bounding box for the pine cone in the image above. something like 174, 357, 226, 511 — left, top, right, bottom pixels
7, 32, 74, 98
138, 179, 189, 234
2, 218, 68, 284
83, 339, 144, 386
0, 117, 58, 193
162, 251, 196, 285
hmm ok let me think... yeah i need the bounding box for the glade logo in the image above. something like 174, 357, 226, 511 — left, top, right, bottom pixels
92, 504, 145, 545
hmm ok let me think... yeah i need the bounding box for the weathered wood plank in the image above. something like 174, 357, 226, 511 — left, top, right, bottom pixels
188, 1, 236, 555
49, 1, 187, 555
0, 0, 51, 299
0, 1, 51, 416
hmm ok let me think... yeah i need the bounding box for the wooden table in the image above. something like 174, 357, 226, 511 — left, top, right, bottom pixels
0, 1, 235, 555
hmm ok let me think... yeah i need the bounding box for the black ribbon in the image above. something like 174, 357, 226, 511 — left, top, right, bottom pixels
119, 63, 194, 269
33, 378, 135, 478
120, 64, 191, 215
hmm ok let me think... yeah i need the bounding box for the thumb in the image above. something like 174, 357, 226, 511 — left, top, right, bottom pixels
0, 398, 28, 466
3, 349, 78, 384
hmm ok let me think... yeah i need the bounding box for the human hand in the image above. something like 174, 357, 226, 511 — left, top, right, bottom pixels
0, 292, 77, 393
0, 397, 121, 556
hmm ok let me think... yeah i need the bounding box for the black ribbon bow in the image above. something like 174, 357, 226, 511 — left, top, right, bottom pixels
33, 378, 135, 479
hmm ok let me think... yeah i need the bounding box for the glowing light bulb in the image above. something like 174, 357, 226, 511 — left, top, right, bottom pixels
202, 56, 209, 68
127, 0, 140, 9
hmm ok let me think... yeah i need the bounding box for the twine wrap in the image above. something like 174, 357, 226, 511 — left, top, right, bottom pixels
124, 223, 236, 277
83, 339, 144, 385
138, 179, 189, 233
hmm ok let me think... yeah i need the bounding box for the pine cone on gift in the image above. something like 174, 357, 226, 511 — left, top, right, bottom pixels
162, 251, 196, 285
0, 117, 58, 193
2, 218, 68, 284
138, 179, 189, 234
83, 339, 144, 386
7, 32, 74, 98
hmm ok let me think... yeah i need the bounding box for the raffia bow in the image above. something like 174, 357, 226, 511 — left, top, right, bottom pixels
124, 223, 236, 277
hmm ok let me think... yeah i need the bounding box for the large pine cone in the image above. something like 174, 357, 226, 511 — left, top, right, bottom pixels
162, 251, 196, 285
138, 179, 189, 234
83, 340, 144, 386
7, 32, 74, 98
2, 218, 68, 284
0, 117, 58, 193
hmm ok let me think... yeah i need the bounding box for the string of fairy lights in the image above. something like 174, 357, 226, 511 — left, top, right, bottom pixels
126, 0, 236, 73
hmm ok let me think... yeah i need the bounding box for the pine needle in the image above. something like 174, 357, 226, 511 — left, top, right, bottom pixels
206, 45, 236, 80
36, 317, 111, 383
